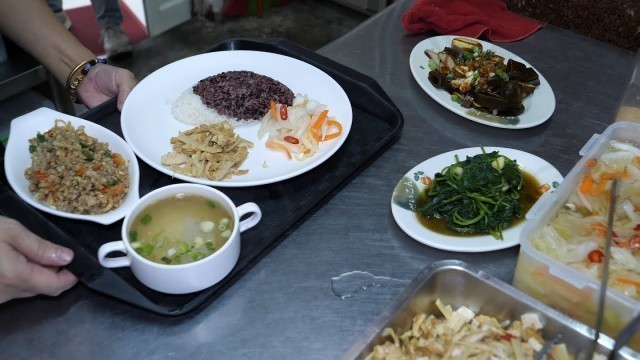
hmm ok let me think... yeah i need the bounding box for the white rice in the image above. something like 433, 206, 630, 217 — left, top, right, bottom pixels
171, 89, 260, 127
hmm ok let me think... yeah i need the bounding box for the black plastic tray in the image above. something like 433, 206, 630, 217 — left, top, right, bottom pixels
0, 38, 403, 315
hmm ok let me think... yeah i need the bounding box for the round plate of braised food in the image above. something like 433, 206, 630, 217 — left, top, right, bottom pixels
409, 36, 555, 129
391, 147, 563, 252
121, 50, 352, 187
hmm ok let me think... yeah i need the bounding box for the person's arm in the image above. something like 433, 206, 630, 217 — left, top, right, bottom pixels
0, 0, 137, 110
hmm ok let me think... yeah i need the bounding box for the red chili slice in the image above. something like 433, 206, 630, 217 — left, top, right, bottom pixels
284, 136, 299, 144
587, 249, 604, 263
280, 105, 288, 120
500, 333, 516, 341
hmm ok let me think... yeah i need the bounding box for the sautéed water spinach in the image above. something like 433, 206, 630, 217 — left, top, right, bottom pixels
418, 149, 542, 240
128, 195, 233, 265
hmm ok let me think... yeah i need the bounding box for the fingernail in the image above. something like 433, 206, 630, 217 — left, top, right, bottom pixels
55, 249, 73, 263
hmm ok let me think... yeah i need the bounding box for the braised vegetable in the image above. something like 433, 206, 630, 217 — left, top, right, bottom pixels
418, 149, 524, 240
425, 37, 540, 116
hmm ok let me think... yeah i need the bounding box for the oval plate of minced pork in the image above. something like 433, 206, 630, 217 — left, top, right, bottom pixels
121, 50, 352, 187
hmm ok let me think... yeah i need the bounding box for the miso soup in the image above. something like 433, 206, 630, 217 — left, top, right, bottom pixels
128, 194, 233, 265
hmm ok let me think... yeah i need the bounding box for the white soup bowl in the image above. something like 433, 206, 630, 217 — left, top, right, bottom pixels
97, 183, 261, 294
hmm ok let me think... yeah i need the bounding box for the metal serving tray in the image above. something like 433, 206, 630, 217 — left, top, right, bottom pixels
343, 260, 638, 360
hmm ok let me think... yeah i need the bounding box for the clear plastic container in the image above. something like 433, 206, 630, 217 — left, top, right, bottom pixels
615, 49, 640, 123
513, 122, 640, 352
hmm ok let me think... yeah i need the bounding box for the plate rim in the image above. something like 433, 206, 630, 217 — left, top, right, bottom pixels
4, 107, 141, 225
120, 50, 353, 188
391, 146, 563, 252
409, 35, 556, 129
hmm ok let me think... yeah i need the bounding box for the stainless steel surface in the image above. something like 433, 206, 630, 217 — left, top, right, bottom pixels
343, 260, 636, 360
0, 1, 636, 359
331, 0, 392, 15
612, 312, 640, 358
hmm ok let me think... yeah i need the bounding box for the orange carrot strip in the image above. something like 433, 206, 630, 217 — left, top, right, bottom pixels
614, 239, 630, 248
585, 158, 597, 167
580, 176, 593, 194
319, 120, 343, 141
591, 180, 608, 195
322, 133, 341, 141
111, 153, 126, 166
601, 172, 629, 180
310, 110, 329, 133
590, 222, 607, 236
266, 140, 292, 159
615, 277, 640, 288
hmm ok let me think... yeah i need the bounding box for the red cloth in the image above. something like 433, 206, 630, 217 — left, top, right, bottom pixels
401, 0, 545, 42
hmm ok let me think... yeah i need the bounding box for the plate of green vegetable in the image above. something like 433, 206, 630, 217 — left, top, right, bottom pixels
391, 147, 563, 252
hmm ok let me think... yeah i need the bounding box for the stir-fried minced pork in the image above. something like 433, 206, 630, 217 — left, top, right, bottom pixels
24, 119, 130, 214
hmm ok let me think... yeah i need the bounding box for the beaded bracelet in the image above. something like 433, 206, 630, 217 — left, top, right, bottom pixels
67, 58, 108, 104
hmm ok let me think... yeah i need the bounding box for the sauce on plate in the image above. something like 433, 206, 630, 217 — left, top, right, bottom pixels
415, 171, 541, 237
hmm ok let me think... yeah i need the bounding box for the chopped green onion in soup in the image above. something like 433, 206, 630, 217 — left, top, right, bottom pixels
128, 195, 234, 265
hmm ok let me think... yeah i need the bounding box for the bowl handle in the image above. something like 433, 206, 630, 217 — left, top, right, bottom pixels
237, 202, 262, 232
97, 241, 131, 268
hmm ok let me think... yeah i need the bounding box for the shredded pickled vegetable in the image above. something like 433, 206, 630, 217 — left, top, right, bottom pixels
365, 299, 602, 360
531, 140, 640, 301
257, 95, 342, 161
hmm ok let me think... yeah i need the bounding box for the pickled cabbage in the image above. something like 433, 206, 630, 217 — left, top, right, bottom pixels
531, 140, 640, 300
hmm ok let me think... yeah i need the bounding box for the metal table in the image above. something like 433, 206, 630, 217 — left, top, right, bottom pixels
0, 1, 634, 359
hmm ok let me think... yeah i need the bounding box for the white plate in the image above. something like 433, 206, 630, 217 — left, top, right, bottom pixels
4, 108, 140, 225
409, 36, 555, 129
121, 50, 353, 187
391, 147, 563, 252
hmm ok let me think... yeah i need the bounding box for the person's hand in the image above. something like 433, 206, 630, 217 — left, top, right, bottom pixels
77, 63, 137, 111
0, 216, 78, 304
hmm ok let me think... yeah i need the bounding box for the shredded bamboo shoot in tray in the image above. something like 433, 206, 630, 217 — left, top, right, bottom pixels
365, 299, 605, 360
